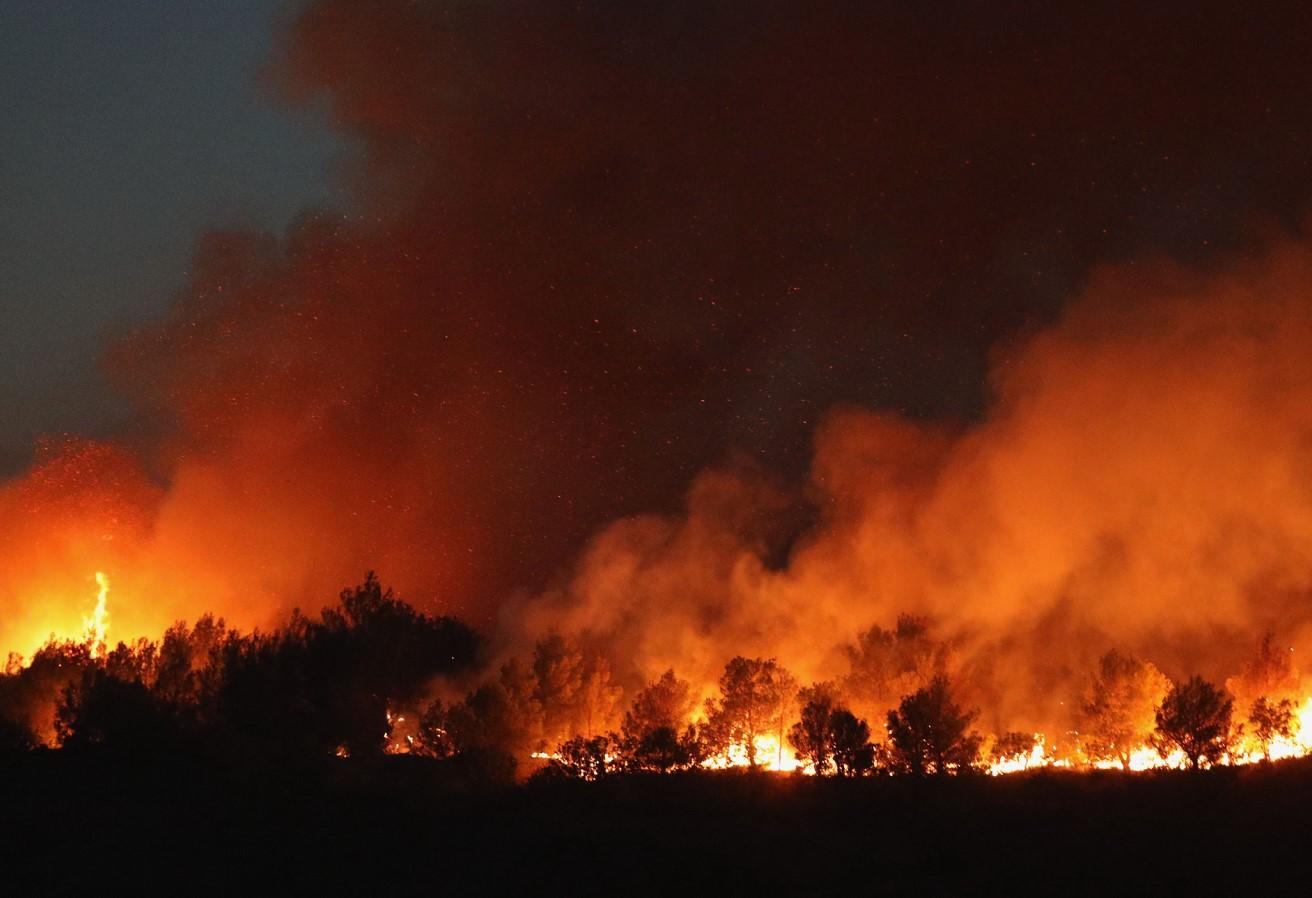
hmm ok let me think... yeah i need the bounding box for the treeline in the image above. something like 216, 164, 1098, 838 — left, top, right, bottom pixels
0, 575, 479, 761
0, 578, 1303, 782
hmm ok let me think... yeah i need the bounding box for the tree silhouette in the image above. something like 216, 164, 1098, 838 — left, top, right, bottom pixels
412, 698, 457, 759
1154, 676, 1233, 769
885, 676, 981, 775
844, 614, 948, 715
828, 709, 875, 776
787, 682, 874, 776
1248, 696, 1295, 761
0, 640, 96, 745
704, 657, 796, 767
789, 684, 839, 774
1080, 649, 1170, 769
56, 670, 182, 752
619, 669, 699, 771
210, 573, 479, 759
548, 734, 613, 780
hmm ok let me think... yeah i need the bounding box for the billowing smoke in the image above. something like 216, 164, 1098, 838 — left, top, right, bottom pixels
511, 244, 1312, 732
3, 1, 1312, 739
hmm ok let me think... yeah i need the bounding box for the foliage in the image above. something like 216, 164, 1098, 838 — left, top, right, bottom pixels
547, 735, 614, 781
55, 670, 184, 752
885, 676, 982, 775
532, 634, 623, 745
787, 682, 875, 776
789, 684, 839, 774
1226, 633, 1300, 714
989, 731, 1038, 766
618, 669, 700, 772
1080, 649, 1170, 769
412, 698, 458, 759
844, 614, 949, 716
1248, 696, 1295, 761
704, 657, 797, 767
1154, 676, 1233, 769
0, 573, 479, 761
829, 709, 876, 776
0, 640, 97, 744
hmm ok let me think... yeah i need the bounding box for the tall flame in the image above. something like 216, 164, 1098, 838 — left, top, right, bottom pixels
82, 571, 110, 657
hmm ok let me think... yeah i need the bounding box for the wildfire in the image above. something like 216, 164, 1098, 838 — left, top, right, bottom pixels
81, 571, 110, 658
701, 734, 809, 774
983, 697, 1312, 776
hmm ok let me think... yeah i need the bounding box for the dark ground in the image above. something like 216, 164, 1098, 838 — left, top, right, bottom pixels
1, 752, 1306, 895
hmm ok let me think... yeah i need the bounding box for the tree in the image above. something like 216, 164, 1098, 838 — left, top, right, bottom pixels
1080, 649, 1170, 769
844, 614, 948, 716
209, 574, 479, 759
619, 670, 699, 772
1154, 676, 1233, 769
828, 708, 875, 777
786, 682, 875, 776
532, 635, 624, 745
1249, 696, 1295, 761
990, 731, 1039, 768
0, 640, 96, 745
789, 684, 839, 774
547, 735, 613, 781
704, 657, 796, 767
443, 658, 543, 761
412, 698, 457, 759
885, 676, 981, 775
56, 670, 183, 752
1227, 633, 1299, 710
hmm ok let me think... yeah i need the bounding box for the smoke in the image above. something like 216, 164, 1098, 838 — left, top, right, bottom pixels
3, 1, 1312, 736
511, 243, 1312, 731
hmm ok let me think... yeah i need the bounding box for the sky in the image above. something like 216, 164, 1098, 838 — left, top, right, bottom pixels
0, 0, 341, 473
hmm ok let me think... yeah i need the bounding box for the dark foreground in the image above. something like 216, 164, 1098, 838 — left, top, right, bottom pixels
2, 752, 1307, 896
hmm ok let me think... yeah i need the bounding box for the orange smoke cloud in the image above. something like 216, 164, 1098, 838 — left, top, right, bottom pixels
511, 241, 1312, 732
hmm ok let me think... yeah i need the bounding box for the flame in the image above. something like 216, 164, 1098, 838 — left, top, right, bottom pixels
984, 697, 1312, 775
80, 571, 110, 657
702, 734, 809, 774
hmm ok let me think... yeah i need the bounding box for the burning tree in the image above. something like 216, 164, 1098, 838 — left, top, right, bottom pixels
618, 669, 700, 772
843, 614, 949, 717
1227, 633, 1300, 709
1153, 676, 1233, 769
704, 657, 797, 768
547, 735, 614, 781
989, 732, 1039, 769
442, 657, 544, 759
790, 683, 839, 774
1079, 649, 1170, 769
885, 676, 981, 775
532, 634, 624, 744
1248, 696, 1295, 761
1227, 633, 1301, 758
829, 709, 876, 777
208, 574, 479, 759
789, 682, 875, 776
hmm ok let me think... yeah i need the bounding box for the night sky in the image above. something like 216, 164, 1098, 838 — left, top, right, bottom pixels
5, 1, 1312, 606
0, 1, 341, 474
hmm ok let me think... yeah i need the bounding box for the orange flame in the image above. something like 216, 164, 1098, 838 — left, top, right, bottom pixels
81, 571, 110, 657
